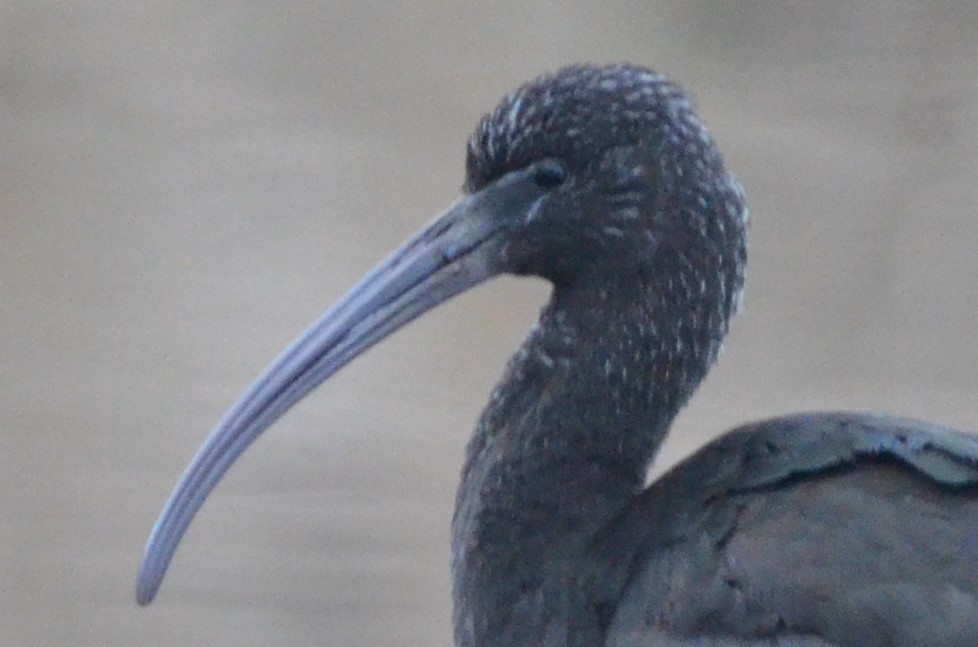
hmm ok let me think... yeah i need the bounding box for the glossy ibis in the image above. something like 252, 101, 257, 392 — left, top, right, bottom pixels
137, 63, 978, 645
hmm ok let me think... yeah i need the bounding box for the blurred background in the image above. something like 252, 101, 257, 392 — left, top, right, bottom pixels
2, 2, 977, 645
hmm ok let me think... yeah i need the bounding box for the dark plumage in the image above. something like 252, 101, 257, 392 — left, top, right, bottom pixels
137, 64, 978, 646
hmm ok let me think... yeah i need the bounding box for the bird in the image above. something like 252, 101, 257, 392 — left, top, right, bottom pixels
136, 63, 978, 646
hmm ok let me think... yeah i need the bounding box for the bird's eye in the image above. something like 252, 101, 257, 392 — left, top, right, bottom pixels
533, 160, 567, 189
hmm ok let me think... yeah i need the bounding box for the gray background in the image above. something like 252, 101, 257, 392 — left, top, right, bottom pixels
3, 2, 977, 645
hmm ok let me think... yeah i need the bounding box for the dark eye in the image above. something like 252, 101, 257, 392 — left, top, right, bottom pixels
533, 160, 567, 189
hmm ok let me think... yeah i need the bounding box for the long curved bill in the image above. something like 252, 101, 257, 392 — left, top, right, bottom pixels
135, 173, 540, 605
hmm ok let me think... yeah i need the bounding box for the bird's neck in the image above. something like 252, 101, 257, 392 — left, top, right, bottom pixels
451, 273, 727, 645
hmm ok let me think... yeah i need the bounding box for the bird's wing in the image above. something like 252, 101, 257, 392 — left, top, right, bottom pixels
598, 412, 978, 647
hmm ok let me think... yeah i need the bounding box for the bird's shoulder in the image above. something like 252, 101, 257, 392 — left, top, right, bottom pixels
676, 411, 978, 495
594, 412, 978, 647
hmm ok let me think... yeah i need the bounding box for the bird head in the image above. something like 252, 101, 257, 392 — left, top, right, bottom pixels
136, 62, 747, 605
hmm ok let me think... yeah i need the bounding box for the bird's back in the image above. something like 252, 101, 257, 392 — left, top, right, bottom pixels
599, 412, 978, 647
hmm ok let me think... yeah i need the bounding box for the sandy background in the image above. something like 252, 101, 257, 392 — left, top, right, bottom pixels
2, 2, 977, 645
